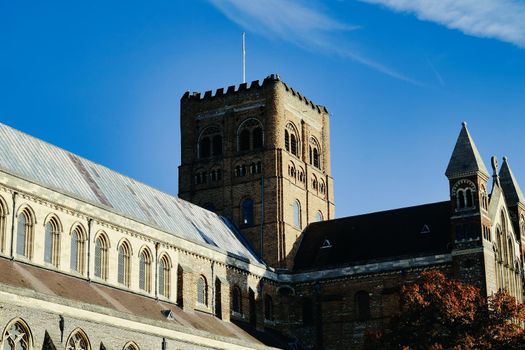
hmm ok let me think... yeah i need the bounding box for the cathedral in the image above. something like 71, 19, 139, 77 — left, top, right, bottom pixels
0, 74, 523, 350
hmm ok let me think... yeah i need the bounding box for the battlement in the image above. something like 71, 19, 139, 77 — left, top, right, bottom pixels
181, 74, 328, 114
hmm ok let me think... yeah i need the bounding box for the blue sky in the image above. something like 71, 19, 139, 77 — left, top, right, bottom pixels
1, 0, 524, 217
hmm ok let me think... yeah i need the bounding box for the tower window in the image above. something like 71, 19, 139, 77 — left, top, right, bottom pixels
198, 126, 222, 158
253, 127, 263, 149
315, 211, 323, 222
285, 122, 300, 157
241, 198, 254, 226
239, 129, 250, 151
293, 200, 301, 229
309, 137, 321, 169
237, 118, 264, 152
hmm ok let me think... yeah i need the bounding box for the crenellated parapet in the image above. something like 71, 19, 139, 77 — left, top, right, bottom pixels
181, 74, 328, 114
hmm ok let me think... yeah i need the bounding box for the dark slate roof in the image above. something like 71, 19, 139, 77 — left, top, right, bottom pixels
293, 201, 452, 271
445, 123, 489, 178
500, 157, 525, 206
0, 122, 260, 263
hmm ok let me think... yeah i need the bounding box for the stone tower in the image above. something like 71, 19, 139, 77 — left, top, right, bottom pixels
178, 75, 335, 268
445, 122, 492, 291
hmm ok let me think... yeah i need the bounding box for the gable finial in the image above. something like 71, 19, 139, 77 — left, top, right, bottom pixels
491, 156, 500, 187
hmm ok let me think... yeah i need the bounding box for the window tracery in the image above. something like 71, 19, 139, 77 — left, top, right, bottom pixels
66, 329, 90, 350
2, 319, 32, 350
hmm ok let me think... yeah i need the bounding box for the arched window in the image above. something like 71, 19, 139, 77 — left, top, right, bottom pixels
309, 137, 321, 169
198, 126, 222, 158
457, 190, 466, 209
199, 137, 211, 158
123, 342, 140, 350
197, 275, 208, 306
239, 129, 250, 151
212, 135, 222, 156
118, 240, 132, 287
264, 294, 274, 321
241, 199, 254, 226
465, 189, 473, 207
293, 200, 301, 229
66, 328, 90, 350
285, 123, 300, 157
253, 127, 263, 149
311, 176, 318, 191
94, 233, 109, 280
290, 134, 298, 156
238, 119, 264, 152
44, 216, 60, 267
0, 197, 6, 254
355, 291, 371, 320
232, 286, 242, 314
16, 208, 34, 259
139, 248, 152, 293
315, 211, 323, 222
158, 254, 171, 298
70, 225, 86, 274
2, 318, 32, 350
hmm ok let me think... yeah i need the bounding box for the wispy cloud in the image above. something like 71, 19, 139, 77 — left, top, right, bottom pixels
208, 0, 420, 85
360, 0, 525, 48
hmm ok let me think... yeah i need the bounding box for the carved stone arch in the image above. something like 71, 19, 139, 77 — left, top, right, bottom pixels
138, 244, 153, 260
158, 251, 173, 268
43, 213, 63, 232
66, 328, 91, 350
69, 222, 87, 240
451, 179, 477, 196
197, 125, 222, 158
1, 317, 34, 350
16, 203, 37, 224
0, 194, 9, 215
116, 237, 134, 256
93, 230, 111, 248
237, 118, 264, 151
122, 341, 140, 350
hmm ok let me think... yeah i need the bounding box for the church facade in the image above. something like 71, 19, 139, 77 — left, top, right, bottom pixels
0, 75, 523, 350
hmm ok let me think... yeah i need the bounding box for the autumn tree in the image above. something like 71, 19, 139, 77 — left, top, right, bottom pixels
365, 271, 525, 350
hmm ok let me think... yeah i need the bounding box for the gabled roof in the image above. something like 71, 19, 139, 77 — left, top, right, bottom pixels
0, 122, 260, 263
499, 157, 525, 206
445, 123, 489, 179
293, 201, 452, 271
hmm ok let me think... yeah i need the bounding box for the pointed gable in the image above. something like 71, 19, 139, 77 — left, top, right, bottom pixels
499, 157, 525, 206
445, 122, 489, 179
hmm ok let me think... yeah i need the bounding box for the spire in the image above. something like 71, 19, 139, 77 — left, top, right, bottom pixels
445, 122, 489, 179
499, 156, 525, 205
